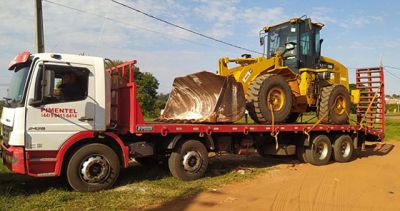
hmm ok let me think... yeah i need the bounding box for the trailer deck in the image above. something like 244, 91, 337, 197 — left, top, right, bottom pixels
108, 61, 385, 142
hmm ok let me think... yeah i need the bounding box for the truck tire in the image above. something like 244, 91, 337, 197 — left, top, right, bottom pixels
66, 143, 120, 192
248, 74, 293, 123
305, 135, 332, 166
318, 85, 350, 124
168, 140, 208, 181
333, 135, 354, 162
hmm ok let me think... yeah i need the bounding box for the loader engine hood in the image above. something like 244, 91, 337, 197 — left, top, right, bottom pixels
158, 71, 246, 123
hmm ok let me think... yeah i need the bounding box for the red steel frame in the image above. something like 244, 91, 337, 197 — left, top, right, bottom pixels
355, 67, 385, 137
110, 61, 385, 141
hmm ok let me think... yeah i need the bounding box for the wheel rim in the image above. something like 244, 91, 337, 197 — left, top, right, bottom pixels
334, 95, 346, 115
80, 155, 111, 184
340, 141, 351, 158
267, 88, 285, 112
182, 151, 202, 172
314, 142, 329, 160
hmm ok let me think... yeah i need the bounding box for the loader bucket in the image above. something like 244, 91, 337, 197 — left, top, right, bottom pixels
158, 71, 246, 123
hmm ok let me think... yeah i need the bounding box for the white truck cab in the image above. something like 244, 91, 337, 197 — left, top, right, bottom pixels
1, 52, 115, 181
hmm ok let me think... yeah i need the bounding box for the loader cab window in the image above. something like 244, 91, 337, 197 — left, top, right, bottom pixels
315, 30, 321, 56
267, 23, 298, 58
267, 23, 299, 72
34, 64, 89, 104
300, 31, 311, 56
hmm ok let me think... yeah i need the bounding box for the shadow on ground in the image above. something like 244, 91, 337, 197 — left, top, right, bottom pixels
356, 143, 395, 158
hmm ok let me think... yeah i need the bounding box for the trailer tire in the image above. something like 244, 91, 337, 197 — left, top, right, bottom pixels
66, 143, 120, 192
333, 135, 354, 162
168, 140, 208, 181
248, 74, 293, 123
305, 135, 332, 166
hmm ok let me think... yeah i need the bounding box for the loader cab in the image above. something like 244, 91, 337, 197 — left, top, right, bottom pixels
264, 18, 323, 72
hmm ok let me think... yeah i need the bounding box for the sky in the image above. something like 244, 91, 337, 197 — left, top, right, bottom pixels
1, 0, 400, 97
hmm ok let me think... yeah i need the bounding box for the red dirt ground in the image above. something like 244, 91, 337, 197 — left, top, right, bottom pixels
150, 142, 400, 211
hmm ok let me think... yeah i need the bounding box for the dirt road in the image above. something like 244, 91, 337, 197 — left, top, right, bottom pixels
151, 143, 400, 211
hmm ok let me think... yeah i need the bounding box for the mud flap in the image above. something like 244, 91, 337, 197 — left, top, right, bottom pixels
157, 71, 245, 123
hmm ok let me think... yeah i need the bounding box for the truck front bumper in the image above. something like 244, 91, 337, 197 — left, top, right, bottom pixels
1, 143, 25, 174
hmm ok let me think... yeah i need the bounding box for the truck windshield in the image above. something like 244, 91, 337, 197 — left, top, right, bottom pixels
6, 66, 30, 106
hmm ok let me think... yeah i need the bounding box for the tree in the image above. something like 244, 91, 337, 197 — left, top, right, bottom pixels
106, 60, 160, 118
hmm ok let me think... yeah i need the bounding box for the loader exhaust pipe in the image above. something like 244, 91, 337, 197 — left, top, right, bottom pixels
157, 71, 246, 123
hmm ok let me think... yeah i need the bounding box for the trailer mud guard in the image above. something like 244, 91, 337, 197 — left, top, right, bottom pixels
167, 134, 215, 150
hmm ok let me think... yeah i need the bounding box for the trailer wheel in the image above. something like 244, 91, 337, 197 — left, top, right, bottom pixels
66, 143, 120, 192
168, 140, 208, 181
333, 135, 354, 162
305, 135, 332, 166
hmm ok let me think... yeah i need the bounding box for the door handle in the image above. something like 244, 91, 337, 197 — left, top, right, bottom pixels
78, 117, 94, 122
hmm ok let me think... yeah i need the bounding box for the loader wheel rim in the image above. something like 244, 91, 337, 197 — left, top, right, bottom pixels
267, 88, 285, 112
334, 96, 346, 115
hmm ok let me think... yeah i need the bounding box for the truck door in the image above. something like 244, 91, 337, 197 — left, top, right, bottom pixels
25, 62, 96, 151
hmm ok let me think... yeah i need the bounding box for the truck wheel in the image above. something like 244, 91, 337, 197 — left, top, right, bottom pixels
333, 135, 354, 162
318, 85, 350, 124
248, 74, 293, 123
305, 135, 332, 166
168, 140, 208, 181
66, 143, 120, 192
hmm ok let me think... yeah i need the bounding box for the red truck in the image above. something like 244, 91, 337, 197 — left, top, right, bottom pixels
1, 52, 384, 192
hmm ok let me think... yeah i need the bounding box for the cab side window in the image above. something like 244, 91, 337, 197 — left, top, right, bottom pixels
35, 64, 89, 104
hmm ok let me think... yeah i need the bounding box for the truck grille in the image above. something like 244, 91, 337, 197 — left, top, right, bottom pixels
2, 125, 12, 146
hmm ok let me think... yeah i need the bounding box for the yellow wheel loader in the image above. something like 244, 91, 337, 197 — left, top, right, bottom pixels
160, 17, 359, 124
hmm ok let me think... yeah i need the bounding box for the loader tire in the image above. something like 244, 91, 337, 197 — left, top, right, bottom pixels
318, 85, 350, 124
248, 74, 293, 123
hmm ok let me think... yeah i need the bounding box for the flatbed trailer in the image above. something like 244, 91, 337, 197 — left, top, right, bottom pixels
1, 54, 385, 192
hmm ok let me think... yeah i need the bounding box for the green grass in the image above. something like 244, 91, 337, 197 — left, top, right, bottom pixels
384, 118, 400, 141
0, 155, 281, 210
